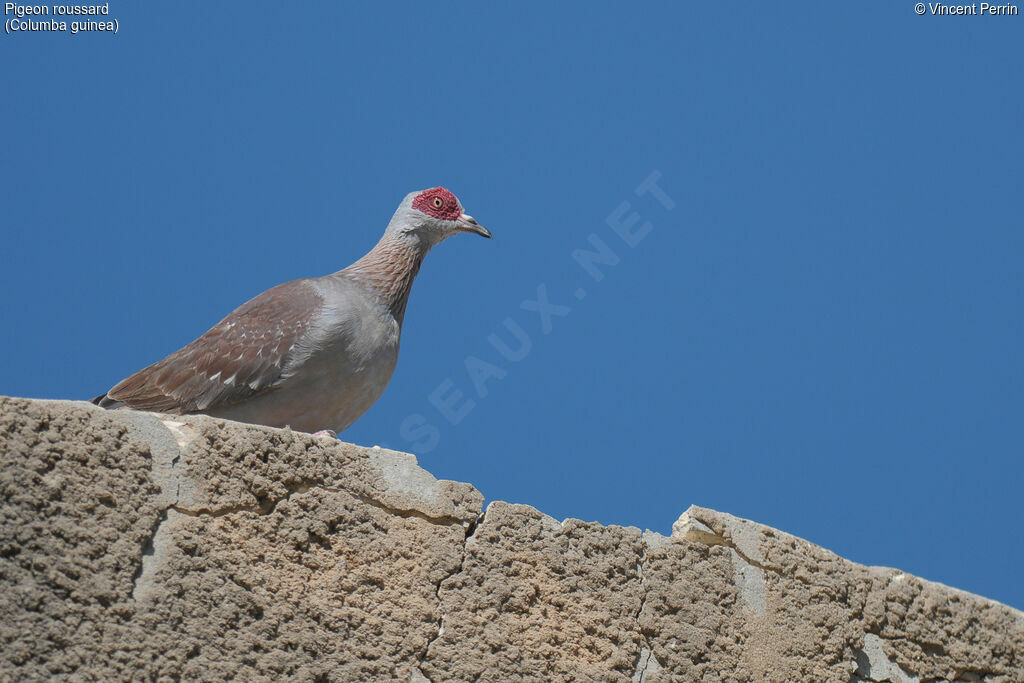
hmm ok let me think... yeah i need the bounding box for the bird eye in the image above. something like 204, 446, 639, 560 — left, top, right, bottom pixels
432, 197, 443, 209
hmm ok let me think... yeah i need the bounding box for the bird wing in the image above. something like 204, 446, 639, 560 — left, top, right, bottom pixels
99, 279, 323, 414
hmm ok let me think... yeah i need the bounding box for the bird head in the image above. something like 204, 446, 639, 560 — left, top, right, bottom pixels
389, 187, 492, 245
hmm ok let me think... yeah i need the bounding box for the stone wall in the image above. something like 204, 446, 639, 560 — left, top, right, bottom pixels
1, 397, 1021, 681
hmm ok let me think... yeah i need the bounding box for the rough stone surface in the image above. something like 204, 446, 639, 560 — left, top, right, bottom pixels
2, 397, 1022, 681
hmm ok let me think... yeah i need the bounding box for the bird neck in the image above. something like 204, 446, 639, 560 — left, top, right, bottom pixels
341, 234, 430, 325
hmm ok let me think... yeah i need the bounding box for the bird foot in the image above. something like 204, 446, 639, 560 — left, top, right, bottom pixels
312, 429, 337, 438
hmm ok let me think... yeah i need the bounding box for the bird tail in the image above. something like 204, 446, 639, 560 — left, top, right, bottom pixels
90, 393, 125, 409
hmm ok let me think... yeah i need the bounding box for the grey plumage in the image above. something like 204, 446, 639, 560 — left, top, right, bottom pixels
91, 187, 490, 433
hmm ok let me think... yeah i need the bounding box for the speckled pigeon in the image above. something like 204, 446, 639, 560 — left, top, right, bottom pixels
91, 187, 490, 434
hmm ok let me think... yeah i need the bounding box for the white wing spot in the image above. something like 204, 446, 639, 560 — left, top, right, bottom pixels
208, 371, 221, 382
223, 373, 237, 385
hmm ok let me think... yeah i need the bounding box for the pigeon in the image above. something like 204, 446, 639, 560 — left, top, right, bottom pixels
91, 187, 491, 434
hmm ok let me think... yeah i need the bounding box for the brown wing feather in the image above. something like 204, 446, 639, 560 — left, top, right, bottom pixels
105, 279, 322, 413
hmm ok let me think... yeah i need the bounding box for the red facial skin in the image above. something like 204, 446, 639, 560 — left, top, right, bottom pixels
412, 187, 461, 221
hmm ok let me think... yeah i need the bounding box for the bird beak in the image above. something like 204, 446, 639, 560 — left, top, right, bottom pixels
456, 213, 492, 239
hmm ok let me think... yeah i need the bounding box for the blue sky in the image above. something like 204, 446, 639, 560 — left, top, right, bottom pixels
3, 3, 1022, 609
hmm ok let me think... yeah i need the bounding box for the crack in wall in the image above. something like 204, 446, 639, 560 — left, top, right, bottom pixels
416, 508, 486, 680
633, 648, 661, 683
167, 480, 317, 519
351, 492, 476, 529
631, 539, 663, 683
631, 543, 652, 681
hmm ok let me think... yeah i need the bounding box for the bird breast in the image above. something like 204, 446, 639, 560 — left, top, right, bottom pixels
284, 279, 402, 432
206, 279, 402, 433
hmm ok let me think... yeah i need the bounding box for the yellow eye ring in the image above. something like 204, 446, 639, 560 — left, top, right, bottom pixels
432, 197, 443, 209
